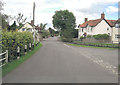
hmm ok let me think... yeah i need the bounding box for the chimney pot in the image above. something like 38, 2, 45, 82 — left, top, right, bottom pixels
85, 18, 88, 22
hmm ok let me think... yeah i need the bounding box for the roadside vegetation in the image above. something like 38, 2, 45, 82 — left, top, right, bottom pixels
2, 43, 42, 76
52, 10, 77, 42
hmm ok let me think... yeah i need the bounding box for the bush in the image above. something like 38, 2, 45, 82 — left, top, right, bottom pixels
93, 34, 109, 40
87, 35, 92, 38
60, 37, 73, 42
80, 36, 85, 40
2, 31, 33, 61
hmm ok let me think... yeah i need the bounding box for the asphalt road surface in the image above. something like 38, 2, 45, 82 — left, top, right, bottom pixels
3, 37, 118, 83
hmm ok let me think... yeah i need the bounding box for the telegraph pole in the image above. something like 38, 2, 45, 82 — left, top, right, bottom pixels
33, 2, 35, 25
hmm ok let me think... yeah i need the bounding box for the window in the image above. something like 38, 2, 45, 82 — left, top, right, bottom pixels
115, 34, 120, 38
91, 27, 93, 32
82, 28, 83, 32
115, 23, 120, 28
22, 28, 25, 31
107, 28, 109, 30
108, 33, 110, 36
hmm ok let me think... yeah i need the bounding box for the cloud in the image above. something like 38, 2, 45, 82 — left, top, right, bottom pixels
2, 0, 119, 28
106, 6, 118, 14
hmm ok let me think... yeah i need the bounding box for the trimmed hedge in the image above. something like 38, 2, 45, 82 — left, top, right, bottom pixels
72, 41, 119, 48
2, 31, 34, 62
93, 34, 109, 40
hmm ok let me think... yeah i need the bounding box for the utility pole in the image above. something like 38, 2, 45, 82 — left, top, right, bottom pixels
33, 2, 35, 25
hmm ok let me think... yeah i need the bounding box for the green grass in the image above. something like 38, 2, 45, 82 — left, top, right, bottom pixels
2, 43, 42, 77
67, 43, 117, 49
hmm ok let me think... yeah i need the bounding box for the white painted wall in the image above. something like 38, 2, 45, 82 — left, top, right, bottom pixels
93, 20, 111, 36
111, 27, 120, 43
78, 20, 112, 39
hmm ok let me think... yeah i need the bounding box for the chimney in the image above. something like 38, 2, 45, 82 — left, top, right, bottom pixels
84, 18, 88, 22
101, 13, 105, 19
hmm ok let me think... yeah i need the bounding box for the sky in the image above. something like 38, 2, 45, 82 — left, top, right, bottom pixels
1, 0, 120, 29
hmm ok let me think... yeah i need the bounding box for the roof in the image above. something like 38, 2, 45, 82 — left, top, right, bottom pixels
79, 18, 117, 28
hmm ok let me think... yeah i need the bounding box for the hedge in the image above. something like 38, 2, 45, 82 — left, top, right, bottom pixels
72, 41, 119, 48
93, 34, 109, 40
2, 31, 34, 62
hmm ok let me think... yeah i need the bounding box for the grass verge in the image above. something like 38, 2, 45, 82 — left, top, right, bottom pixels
2, 43, 42, 77
67, 43, 117, 49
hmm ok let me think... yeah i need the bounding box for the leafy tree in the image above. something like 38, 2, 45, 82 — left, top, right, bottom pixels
52, 10, 76, 38
48, 27, 55, 37
73, 29, 78, 38
41, 29, 50, 38
39, 23, 47, 30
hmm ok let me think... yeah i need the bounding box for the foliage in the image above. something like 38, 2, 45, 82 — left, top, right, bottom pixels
48, 27, 55, 37
41, 29, 50, 38
93, 34, 109, 40
2, 31, 33, 61
87, 35, 92, 38
0, 14, 9, 29
8, 21, 17, 31
39, 23, 47, 30
73, 29, 78, 38
60, 37, 73, 42
72, 41, 119, 48
2, 43, 42, 76
80, 36, 85, 39
52, 10, 76, 38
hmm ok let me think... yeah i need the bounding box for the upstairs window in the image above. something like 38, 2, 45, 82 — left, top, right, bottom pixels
82, 28, 83, 32
115, 34, 120, 38
107, 28, 109, 30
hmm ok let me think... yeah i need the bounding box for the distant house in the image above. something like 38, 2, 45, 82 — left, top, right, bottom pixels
18, 21, 39, 42
78, 13, 116, 39
18, 21, 37, 33
111, 19, 120, 43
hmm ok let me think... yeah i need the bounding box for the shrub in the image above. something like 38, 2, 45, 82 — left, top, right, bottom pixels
2, 31, 33, 61
80, 36, 85, 40
87, 35, 92, 38
93, 34, 109, 40
60, 37, 73, 42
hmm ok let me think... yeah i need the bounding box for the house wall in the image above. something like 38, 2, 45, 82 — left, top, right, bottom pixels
111, 27, 120, 43
93, 20, 111, 36
78, 20, 112, 39
19, 23, 33, 33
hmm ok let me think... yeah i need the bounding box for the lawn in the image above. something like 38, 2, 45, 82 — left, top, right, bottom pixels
2, 43, 42, 76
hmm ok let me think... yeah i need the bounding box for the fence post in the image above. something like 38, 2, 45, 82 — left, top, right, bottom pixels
25, 45, 27, 54
29, 43, 31, 51
32, 43, 34, 49
6, 50, 8, 63
17, 46, 20, 59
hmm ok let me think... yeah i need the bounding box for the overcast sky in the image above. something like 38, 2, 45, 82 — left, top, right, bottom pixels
2, 0, 119, 29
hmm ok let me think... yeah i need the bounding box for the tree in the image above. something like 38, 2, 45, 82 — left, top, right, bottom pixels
9, 21, 17, 31
16, 13, 27, 25
48, 27, 55, 37
52, 10, 76, 38
39, 23, 47, 30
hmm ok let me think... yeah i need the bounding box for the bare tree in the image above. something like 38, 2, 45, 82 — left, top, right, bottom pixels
16, 13, 27, 25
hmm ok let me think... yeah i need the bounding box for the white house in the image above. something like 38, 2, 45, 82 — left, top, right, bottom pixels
111, 19, 120, 43
78, 13, 116, 39
18, 21, 39, 42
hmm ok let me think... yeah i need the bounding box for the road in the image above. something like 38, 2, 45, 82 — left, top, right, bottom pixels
3, 37, 118, 83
